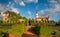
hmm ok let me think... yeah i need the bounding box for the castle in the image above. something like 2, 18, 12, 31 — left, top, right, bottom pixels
2, 11, 25, 23
2, 11, 9, 22
35, 11, 50, 22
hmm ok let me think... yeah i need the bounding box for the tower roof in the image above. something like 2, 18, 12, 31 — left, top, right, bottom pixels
36, 10, 38, 13
3, 11, 10, 14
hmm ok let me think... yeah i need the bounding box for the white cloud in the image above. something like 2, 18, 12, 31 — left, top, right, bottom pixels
14, 0, 25, 6
38, 0, 60, 17
6, 2, 19, 14
7, 2, 11, 7
28, 10, 31, 15
23, 0, 38, 3
11, 8, 19, 14
28, 10, 31, 18
0, 2, 19, 14
19, 1, 25, 6
0, 4, 8, 13
14, 0, 38, 6
34, 0, 38, 3
7, 2, 14, 8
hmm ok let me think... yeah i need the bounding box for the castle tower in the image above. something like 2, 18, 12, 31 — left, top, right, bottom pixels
35, 11, 41, 22
48, 16, 50, 21
36, 11, 39, 18
2, 11, 9, 22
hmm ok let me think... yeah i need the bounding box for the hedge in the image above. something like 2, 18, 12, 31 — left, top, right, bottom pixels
0, 31, 4, 37
8, 24, 26, 35
33, 26, 52, 35
40, 26, 52, 35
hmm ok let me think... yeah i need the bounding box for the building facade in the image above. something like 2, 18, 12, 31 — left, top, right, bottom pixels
36, 12, 50, 22
2, 11, 9, 22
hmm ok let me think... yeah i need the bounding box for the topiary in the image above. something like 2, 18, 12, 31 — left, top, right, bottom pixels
40, 26, 52, 35
8, 24, 26, 35
0, 31, 4, 37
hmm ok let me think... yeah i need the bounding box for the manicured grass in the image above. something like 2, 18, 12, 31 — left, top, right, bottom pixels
0, 25, 11, 33
50, 26, 60, 36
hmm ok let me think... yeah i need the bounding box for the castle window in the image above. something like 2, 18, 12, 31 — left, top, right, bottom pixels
5, 18, 7, 20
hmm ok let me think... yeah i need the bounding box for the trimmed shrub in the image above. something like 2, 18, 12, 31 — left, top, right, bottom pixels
0, 31, 4, 37
33, 26, 40, 35
40, 26, 52, 35
46, 21, 56, 26
8, 24, 26, 35
33, 26, 52, 35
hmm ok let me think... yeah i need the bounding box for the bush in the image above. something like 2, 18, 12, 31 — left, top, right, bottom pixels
0, 22, 16, 26
33, 26, 52, 35
46, 22, 56, 26
32, 21, 40, 26
8, 24, 26, 35
40, 26, 52, 35
0, 31, 4, 37
0, 20, 3, 25
33, 26, 40, 35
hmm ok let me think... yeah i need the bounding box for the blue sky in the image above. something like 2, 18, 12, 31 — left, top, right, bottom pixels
0, 0, 60, 21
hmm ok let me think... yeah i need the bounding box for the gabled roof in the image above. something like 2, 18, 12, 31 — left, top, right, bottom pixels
3, 11, 10, 14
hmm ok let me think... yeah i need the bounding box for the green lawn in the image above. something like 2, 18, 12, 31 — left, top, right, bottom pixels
50, 26, 60, 36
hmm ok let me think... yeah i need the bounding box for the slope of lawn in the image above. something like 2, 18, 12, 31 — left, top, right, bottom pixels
50, 26, 60, 36
0, 25, 11, 33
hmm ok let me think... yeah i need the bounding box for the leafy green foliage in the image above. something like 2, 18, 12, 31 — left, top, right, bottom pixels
31, 18, 40, 26
56, 19, 60, 25
8, 24, 26, 35
0, 20, 3, 25
0, 11, 28, 25
40, 26, 52, 35
22, 17, 28, 25
46, 20, 56, 26
33, 26, 40, 35
8, 11, 20, 23
0, 31, 4, 37
33, 26, 52, 35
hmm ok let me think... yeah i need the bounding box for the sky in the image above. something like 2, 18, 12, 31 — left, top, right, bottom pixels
0, 0, 60, 21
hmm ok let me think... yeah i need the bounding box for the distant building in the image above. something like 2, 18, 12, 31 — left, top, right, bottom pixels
18, 19, 25, 23
35, 11, 50, 22
2, 11, 9, 22
2, 11, 25, 23
0, 12, 3, 20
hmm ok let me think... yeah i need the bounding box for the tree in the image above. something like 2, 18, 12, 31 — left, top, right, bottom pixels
0, 20, 3, 25
46, 20, 56, 26
6, 11, 21, 23
22, 17, 28, 25
56, 19, 60, 26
